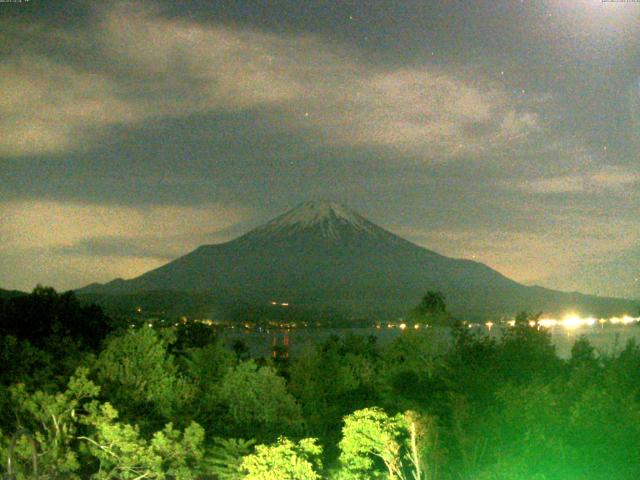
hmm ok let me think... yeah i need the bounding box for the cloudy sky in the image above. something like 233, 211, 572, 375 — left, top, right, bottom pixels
1, 0, 639, 298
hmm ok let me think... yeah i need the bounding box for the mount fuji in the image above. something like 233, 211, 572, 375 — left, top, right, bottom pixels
78, 200, 636, 319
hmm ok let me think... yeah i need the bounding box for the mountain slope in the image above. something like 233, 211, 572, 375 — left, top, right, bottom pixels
0, 288, 27, 300
79, 201, 637, 319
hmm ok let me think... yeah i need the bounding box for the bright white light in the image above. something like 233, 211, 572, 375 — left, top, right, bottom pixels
562, 314, 584, 330
512, 314, 639, 330
538, 318, 557, 329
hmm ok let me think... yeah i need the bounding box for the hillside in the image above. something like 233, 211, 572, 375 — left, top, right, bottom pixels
78, 201, 637, 319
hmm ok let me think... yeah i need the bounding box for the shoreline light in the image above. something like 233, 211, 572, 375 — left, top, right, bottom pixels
510, 313, 640, 331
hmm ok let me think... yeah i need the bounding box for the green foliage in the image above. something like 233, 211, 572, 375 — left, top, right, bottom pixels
379, 332, 440, 410
240, 436, 323, 480
416, 292, 447, 316
80, 402, 207, 480
4, 294, 640, 480
484, 382, 571, 478
444, 318, 561, 413
412, 291, 450, 326
569, 384, 640, 479
569, 335, 597, 367
337, 407, 408, 480
0, 334, 54, 388
206, 437, 256, 480
182, 341, 235, 429
6, 367, 100, 478
499, 320, 561, 384
0, 286, 112, 392
173, 320, 218, 351
216, 360, 303, 440
288, 336, 383, 441
2, 367, 211, 479
95, 327, 194, 428
0, 285, 111, 351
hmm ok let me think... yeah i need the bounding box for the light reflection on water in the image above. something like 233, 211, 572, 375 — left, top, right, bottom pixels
546, 325, 640, 359
221, 323, 640, 360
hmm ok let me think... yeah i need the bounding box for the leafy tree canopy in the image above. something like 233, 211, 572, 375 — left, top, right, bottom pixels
240, 437, 323, 480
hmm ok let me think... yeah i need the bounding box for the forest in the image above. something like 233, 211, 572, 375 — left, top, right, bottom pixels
1, 287, 640, 479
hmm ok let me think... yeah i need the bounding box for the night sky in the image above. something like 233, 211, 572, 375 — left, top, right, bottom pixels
1, 0, 639, 298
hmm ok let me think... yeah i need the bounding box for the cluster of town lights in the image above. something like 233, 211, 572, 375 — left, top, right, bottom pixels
497, 314, 640, 331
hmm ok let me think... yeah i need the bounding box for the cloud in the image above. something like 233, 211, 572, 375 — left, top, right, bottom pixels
512, 166, 639, 194
0, 2, 542, 160
0, 200, 246, 251
398, 213, 640, 286
0, 56, 149, 156
53, 235, 186, 260
0, 200, 248, 290
310, 68, 541, 158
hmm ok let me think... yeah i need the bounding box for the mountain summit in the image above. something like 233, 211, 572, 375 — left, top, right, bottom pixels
249, 200, 377, 240
237, 200, 423, 253
79, 201, 636, 319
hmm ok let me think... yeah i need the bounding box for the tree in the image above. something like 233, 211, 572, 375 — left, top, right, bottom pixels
173, 321, 218, 352
94, 327, 194, 430
379, 333, 439, 410
337, 407, 430, 480
0, 334, 53, 388
513, 310, 541, 326
0, 286, 111, 351
412, 292, 449, 326
480, 382, 571, 479
4, 368, 211, 480
181, 341, 235, 430
568, 384, 640, 479
417, 292, 446, 315
568, 335, 598, 371
0, 287, 112, 390
80, 403, 207, 480
288, 336, 384, 441
215, 360, 303, 440
206, 437, 256, 480
240, 437, 323, 480
6, 367, 100, 478
499, 314, 560, 384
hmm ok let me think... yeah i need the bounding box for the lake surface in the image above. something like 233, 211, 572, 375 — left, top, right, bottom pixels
548, 324, 640, 358
220, 324, 640, 360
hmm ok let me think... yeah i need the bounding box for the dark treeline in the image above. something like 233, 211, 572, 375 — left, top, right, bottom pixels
76, 291, 359, 327
1, 287, 640, 479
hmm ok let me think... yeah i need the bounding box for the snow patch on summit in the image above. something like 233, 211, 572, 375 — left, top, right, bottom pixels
273, 201, 366, 227
252, 200, 378, 240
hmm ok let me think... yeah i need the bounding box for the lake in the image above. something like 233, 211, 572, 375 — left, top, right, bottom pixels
220, 323, 640, 360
